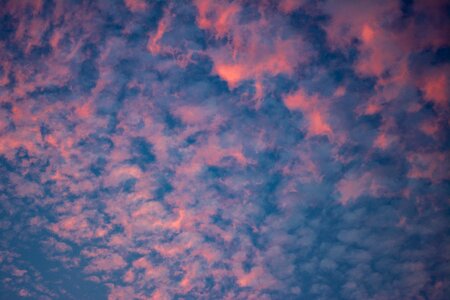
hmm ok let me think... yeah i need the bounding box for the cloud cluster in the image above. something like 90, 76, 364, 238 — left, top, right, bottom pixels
0, 0, 449, 299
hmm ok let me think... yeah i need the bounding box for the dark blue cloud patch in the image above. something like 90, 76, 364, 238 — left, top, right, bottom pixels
129, 137, 156, 168
0, 13, 17, 41
78, 59, 99, 93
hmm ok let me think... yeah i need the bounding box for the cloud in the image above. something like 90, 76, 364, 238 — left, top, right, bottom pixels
0, 0, 449, 299
283, 88, 333, 138
193, 0, 311, 106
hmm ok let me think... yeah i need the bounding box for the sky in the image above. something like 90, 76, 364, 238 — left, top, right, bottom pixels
0, 0, 449, 299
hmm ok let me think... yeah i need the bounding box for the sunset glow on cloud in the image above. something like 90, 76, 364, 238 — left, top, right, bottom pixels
0, 0, 449, 299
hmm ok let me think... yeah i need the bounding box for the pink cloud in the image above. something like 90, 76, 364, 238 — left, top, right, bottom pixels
146, 7, 194, 68
278, 0, 305, 13
337, 173, 372, 205
407, 152, 449, 184
85, 253, 127, 273
336, 171, 395, 205
19, 289, 31, 297
323, 0, 449, 114
417, 67, 449, 107
210, 37, 307, 90
147, 8, 170, 55
194, 0, 311, 103
172, 104, 213, 125
124, 0, 147, 12
107, 285, 146, 300
283, 88, 333, 138
12, 267, 27, 277
194, 0, 241, 38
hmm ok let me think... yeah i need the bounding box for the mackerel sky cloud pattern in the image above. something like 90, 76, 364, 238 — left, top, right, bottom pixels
0, 0, 449, 299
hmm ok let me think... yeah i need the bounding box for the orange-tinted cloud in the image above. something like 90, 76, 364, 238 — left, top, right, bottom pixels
418, 67, 449, 106
124, 0, 147, 12
278, 0, 304, 14
147, 9, 170, 55
283, 88, 333, 138
194, 0, 310, 103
